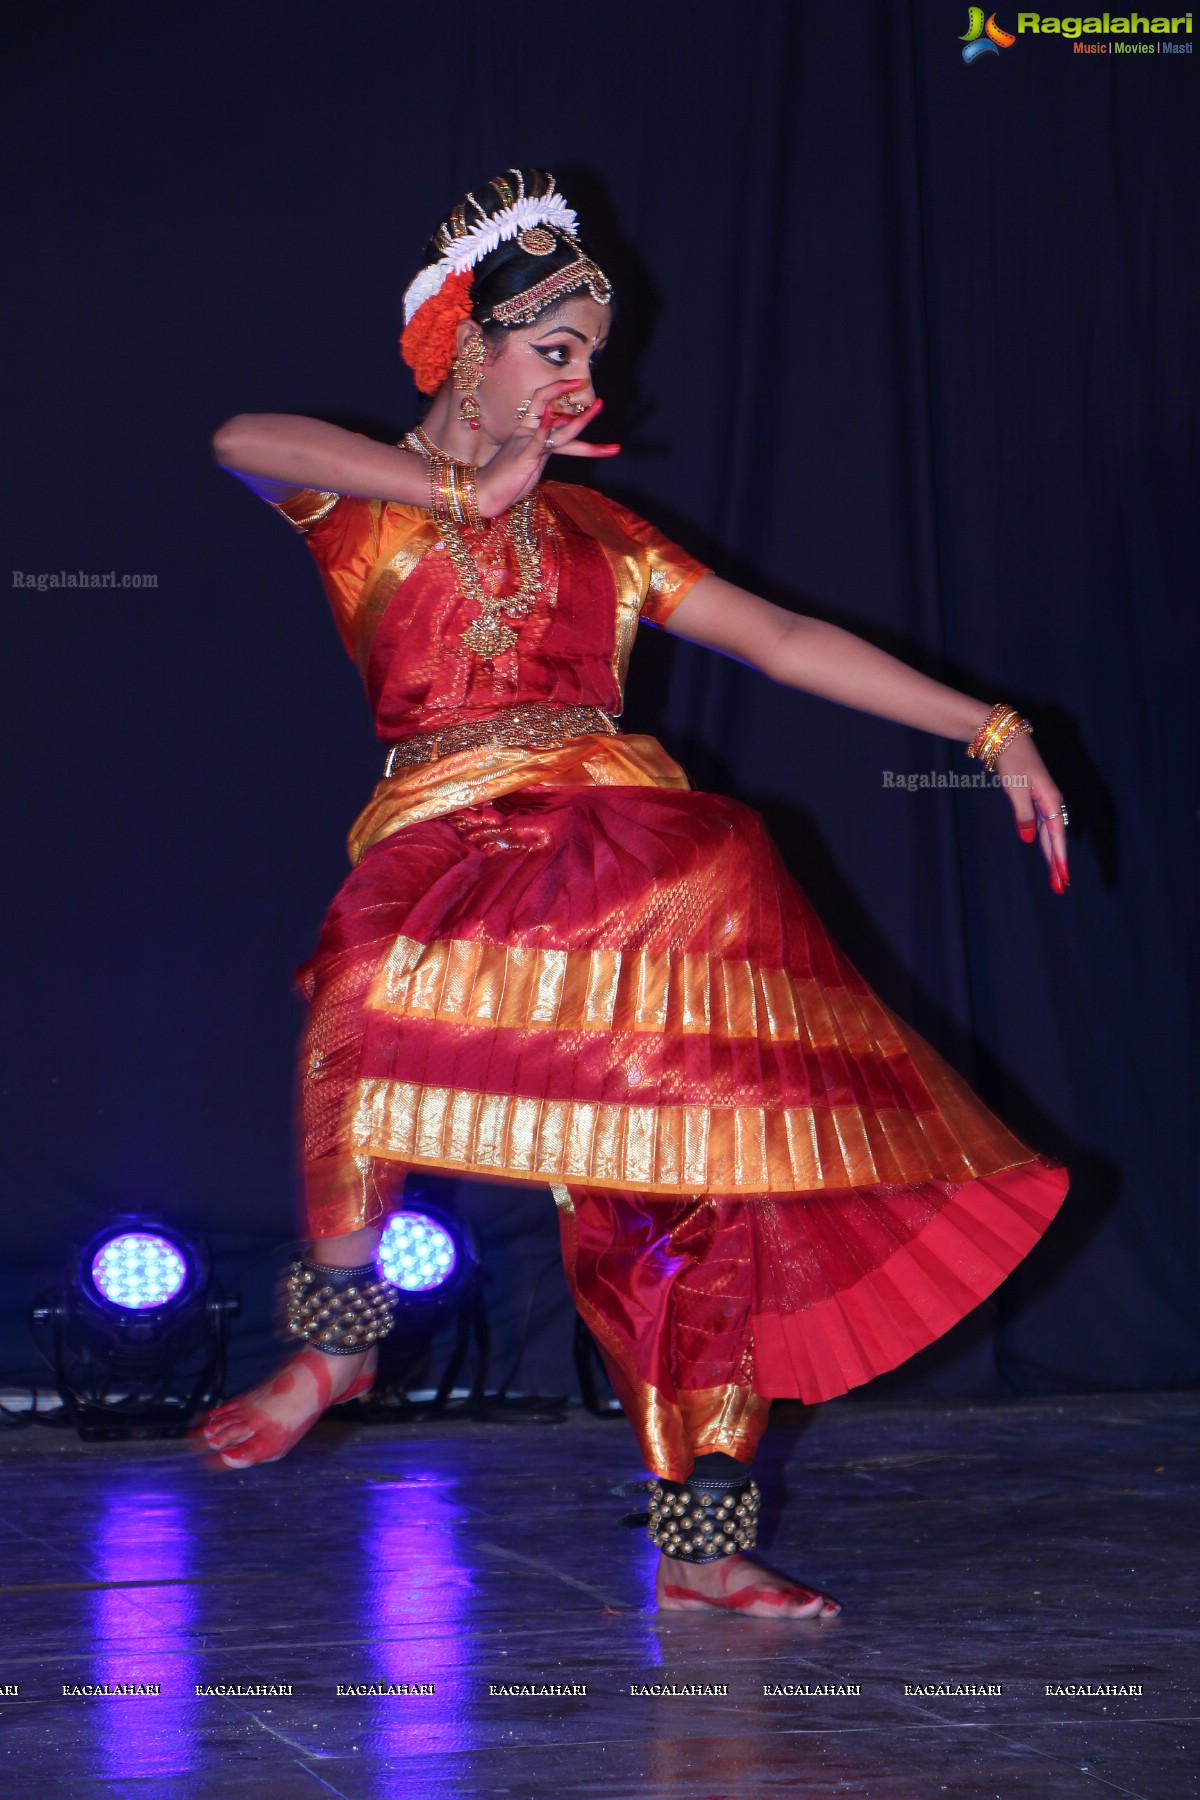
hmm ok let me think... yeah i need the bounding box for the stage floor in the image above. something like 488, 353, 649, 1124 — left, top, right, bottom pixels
0, 1390, 1195, 1798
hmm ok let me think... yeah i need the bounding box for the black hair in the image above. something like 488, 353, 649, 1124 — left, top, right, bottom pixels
419, 167, 610, 341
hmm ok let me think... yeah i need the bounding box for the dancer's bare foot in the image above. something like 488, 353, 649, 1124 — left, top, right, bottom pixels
657, 1552, 842, 1620
197, 1346, 376, 1469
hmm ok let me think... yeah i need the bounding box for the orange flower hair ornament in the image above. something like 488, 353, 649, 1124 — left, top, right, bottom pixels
399, 268, 474, 395
398, 171, 581, 394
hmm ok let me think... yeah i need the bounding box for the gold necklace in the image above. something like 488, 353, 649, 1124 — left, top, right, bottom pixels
403, 429, 546, 658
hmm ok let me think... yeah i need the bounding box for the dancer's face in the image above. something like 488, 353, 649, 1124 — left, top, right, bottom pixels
473, 296, 610, 442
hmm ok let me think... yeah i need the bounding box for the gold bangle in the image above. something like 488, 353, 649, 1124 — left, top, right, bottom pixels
442, 462, 460, 525
968, 704, 1017, 761
428, 455, 450, 521
966, 702, 1033, 772
984, 717, 1032, 769
459, 463, 482, 530
967, 703, 1014, 760
448, 463, 468, 527
978, 718, 1018, 767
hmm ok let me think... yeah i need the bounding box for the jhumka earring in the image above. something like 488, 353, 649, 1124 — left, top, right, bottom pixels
452, 333, 488, 430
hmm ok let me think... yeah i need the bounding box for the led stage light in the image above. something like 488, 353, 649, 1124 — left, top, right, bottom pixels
90, 1232, 190, 1310
377, 1210, 459, 1294
339, 1193, 485, 1418
32, 1215, 238, 1440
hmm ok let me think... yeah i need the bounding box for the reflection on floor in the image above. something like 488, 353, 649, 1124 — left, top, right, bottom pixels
0, 1391, 1195, 1797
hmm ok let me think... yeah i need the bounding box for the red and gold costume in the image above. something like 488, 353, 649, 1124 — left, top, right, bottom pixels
272, 479, 1069, 1480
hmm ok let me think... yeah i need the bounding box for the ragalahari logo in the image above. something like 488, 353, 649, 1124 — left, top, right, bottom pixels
961, 7, 1018, 58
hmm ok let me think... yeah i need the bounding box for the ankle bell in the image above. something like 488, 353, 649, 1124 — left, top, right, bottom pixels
646, 1473, 762, 1562
284, 1257, 399, 1356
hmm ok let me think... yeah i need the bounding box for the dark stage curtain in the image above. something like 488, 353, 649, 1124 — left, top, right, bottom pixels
2, 2, 1196, 1396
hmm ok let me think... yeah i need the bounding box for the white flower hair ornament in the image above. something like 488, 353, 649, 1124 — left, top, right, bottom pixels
402, 180, 579, 324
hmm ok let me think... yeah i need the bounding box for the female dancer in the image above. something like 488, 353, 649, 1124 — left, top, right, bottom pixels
203, 170, 1070, 1620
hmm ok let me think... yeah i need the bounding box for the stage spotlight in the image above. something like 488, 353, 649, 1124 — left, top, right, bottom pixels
31, 1215, 238, 1441
90, 1231, 190, 1310
355, 1196, 486, 1415
377, 1208, 460, 1297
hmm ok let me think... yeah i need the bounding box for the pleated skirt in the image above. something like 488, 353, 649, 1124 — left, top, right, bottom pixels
294, 748, 1068, 1475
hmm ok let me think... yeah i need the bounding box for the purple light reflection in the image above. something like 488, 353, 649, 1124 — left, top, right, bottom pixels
360, 1473, 477, 1772
88, 1489, 202, 1781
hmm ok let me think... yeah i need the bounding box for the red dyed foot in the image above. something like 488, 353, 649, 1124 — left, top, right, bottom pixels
195, 1347, 376, 1469
657, 1552, 842, 1620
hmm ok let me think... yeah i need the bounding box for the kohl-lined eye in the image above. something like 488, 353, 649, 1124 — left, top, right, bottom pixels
535, 344, 574, 367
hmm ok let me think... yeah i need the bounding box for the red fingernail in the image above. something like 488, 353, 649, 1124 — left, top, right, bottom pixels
1018, 821, 1037, 843
1050, 868, 1064, 894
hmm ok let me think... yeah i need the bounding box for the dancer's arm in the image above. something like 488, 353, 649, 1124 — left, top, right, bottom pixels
211, 394, 612, 514
664, 573, 1069, 888
212, 414, 435, 506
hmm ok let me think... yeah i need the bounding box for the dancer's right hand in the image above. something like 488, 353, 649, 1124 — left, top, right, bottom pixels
475, 379, 619, 517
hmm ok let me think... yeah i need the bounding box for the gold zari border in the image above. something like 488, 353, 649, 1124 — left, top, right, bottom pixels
369, 932, 909, 1051
353, 527, 439, 672
348, 1076, 1027, 1194
268, 488, 341, 532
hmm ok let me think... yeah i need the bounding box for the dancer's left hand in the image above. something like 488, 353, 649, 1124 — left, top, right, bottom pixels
994, 735, 1070, 893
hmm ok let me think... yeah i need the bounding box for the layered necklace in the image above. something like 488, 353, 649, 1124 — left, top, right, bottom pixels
403, 428, 550, 660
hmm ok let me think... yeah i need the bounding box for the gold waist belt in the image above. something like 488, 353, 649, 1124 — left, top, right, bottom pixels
383, 703, 619, 775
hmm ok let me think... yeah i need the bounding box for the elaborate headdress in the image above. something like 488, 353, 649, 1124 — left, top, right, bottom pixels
399, 170, 612, 394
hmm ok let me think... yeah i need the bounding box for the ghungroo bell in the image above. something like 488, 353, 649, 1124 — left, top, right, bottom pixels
284, 1257, 399, 1356
645, 1473, 762, 1562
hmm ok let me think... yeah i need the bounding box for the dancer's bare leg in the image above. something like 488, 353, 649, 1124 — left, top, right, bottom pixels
200, 1228, 382, 1468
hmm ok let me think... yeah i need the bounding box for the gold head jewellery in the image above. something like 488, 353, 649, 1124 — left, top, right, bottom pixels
400, 176, 603, 396
403, 429, 549, 659
485, 248, 613, 328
